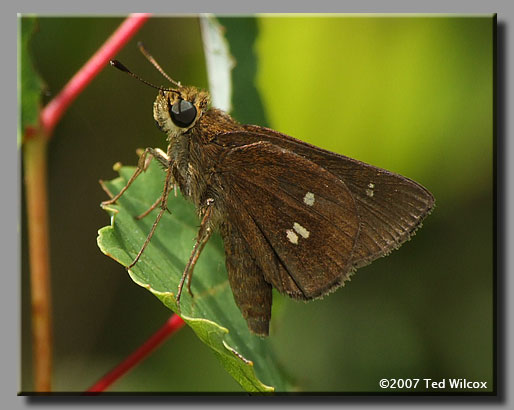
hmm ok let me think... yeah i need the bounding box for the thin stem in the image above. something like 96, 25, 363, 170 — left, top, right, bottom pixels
24, 135, 52, 391
39, 13, 151, 136
86, 315, 186, 393
23, 14, 151, 392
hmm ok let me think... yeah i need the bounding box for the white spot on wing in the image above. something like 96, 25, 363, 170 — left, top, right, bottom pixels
293, 222, 310, 239
286, 229, 299, 244
303, 191, 315, 206
366, 182, 375, 197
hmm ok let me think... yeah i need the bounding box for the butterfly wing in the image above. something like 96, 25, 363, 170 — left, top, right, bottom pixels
216, 141, 361, 300
216, 127, 435, 269
221, 220, 273, 336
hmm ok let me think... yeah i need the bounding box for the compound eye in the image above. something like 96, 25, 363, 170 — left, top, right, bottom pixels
169, 99, 197, 128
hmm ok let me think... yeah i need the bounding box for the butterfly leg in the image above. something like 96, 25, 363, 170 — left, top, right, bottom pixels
135, 195, 165, 220
126, 148, 175, 270
176, 199, 214, 311
100, 147, 169, 206
135, 148, 174, 219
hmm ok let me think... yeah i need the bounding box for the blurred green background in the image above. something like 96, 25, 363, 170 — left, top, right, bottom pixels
21, 15, 494, 392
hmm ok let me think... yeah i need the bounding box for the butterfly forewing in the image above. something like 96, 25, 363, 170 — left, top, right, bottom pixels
217, 127, 435, 269
329, 163, 434, 267
216, 141, 361, 300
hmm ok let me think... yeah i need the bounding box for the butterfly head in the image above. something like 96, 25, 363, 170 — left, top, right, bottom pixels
153, 86, 210, 139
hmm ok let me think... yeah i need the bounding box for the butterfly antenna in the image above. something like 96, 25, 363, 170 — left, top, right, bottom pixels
109, 60, 179, 94
138, 41, 182, 87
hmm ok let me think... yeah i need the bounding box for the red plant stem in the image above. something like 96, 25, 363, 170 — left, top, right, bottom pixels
24, 135, 52, 391
86, 315, 186, 393
24, 14, 150, 392
40, 13, 151, 136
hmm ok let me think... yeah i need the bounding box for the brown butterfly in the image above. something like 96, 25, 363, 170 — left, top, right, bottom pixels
102, 50, 434, 337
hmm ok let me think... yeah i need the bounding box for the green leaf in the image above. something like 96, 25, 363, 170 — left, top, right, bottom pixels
216, 17, 268, 126
97, 161, 290, 392
19, 15, 44, 142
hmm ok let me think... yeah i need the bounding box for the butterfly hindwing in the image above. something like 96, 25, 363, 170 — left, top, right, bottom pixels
220, 220, 272, 336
